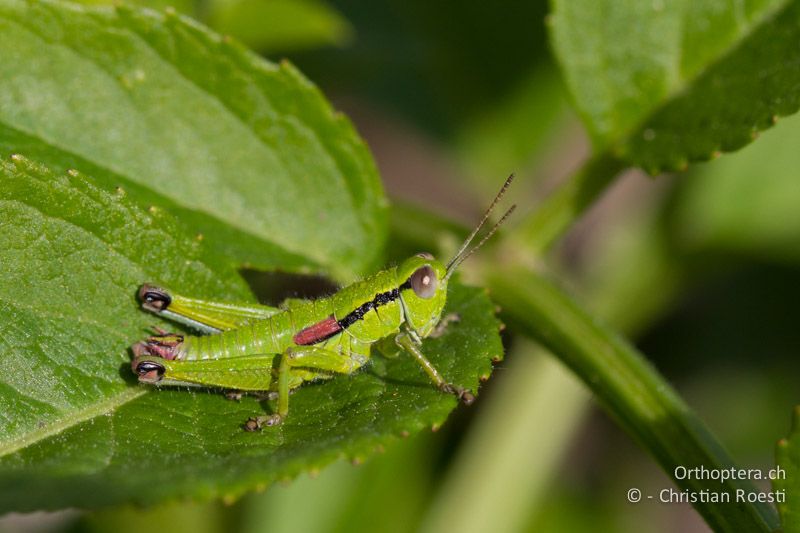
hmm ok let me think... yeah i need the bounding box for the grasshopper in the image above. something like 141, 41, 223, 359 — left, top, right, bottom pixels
131, 176, 514, 430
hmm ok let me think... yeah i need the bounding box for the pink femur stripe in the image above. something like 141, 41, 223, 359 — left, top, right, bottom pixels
293, 315, 343, 346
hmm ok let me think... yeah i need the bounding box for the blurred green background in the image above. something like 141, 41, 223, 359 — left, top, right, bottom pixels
2, 1, 798, 532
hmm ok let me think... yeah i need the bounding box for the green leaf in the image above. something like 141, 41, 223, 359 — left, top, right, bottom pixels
673, 111, 800, 263
550, 0, 800, 173
0, 157, 502, 512
73, 0, 354, 54
454, 66, 572, 195
0, 0, 385, 279
775, 407, 800, 530
206, 0, 353, 53
70, 0, 197, 17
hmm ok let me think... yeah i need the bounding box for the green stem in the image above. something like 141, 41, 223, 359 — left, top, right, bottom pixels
488, 267, 780, 532
512, 151, 624, 254
420, 342, 590, 533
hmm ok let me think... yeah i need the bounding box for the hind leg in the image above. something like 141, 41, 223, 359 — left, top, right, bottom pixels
137, 283, 280, 333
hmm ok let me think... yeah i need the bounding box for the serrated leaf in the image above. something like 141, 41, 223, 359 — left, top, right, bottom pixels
0, 0, 385, 279
775, 407, 800, 530
550, 0, 800, 173
0, 157, 503, 512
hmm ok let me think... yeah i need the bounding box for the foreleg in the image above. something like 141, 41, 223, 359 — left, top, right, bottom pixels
395, 332, 475, 405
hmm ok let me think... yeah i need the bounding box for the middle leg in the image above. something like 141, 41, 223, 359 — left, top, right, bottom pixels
244, 345, 369, 431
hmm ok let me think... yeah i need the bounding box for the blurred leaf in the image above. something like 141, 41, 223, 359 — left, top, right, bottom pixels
579, 182, 687, 334
454, 67, 572, 195
206, 0, 352, 53
0, 157, 502, 512
673, 112, 800, 262
79, 500, 231, 533
70, 0, 198, 15
0, 0, 385, 279
239, 434, 434, 533
775, 407, 800, 530
550, 0, 800, 173
71, 0, 352, 55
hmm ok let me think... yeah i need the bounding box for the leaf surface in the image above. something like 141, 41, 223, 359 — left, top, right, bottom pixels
0, 0, 385, 279
0, 0, 502, 511
0, 157, 502, 512
550, 0, 800, 173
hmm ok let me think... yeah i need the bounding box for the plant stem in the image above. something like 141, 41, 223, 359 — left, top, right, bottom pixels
488, 267, 780, 532
419, 342, 590, 533
512, 151, 624, 254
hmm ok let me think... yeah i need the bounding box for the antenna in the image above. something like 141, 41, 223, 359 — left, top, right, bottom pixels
445, 174, 515, 279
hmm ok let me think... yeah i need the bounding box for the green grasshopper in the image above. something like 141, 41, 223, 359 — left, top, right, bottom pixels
131, 176, 514, 430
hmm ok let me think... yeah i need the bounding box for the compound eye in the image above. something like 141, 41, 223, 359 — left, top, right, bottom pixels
135, 360, 166, 382
139, 284, 171, 311
410, 265, 437, 299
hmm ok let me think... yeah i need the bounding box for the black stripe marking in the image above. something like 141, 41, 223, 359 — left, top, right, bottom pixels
337, 280, 412, 330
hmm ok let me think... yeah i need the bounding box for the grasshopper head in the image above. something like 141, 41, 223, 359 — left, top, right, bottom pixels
398, 253, 448, 338
398, 175, 516, 338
